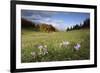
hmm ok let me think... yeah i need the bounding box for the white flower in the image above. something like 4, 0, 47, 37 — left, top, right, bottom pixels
43, 45, 48, 55
44, 45, 47, 48
38, 45, 43, 54
60, 41, 70, 48
74, 43, 81, 51
38, 45, 43, 49
38, 45, 48, 55
43, 48, 48, 55
63, 41, 69, 45
31, 52, 36, 58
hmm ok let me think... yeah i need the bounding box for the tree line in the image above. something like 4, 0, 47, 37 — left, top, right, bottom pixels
66, 18, 90, 31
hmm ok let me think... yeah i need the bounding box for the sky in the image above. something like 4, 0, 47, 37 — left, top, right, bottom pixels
21, 10, 90, 31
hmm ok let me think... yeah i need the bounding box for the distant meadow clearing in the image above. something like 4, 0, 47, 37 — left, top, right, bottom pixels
21, 10, 90, 63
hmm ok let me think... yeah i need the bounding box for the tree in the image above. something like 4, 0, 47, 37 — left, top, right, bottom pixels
66, 27, 70, 31
81, 18, 90, 28
73, 24, 80, 30
39, 24, 56, 32
21, 18, 35, 29
66, 18, 90, 31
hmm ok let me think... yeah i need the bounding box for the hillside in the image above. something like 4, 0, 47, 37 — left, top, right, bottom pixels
21, 18, 57, 32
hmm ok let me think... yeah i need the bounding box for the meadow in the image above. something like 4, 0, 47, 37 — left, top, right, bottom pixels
21, 29, 90, 63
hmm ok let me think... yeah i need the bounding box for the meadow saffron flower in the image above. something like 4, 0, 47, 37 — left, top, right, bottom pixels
31, 52, 36, 58
74, 43, 81, 51
38, 45, 43, 49
38, 45, 43, 55
38, 45, 48, 55
43, 45, 48, 55
43, 48, 48, 55
63, 41, 69, 45
44, 45, 47, 48
60, 41, 70, 48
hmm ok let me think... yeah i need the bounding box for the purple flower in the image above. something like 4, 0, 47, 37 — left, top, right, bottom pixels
74, 43, 81, 51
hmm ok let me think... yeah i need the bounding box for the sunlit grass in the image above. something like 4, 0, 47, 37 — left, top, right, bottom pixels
21, 29, 90, 63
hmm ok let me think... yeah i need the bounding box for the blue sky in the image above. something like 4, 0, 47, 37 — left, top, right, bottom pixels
21, 10, 90, 31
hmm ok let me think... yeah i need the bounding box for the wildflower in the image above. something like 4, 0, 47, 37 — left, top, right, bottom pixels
31, 52, 36, 58
38, 45, 48, 55
43, 47, 48, 55
43, 45, 48, 55
60, 40, 70, 48
38, 45, 43, 49
44, 45, 47, 48
74, 43, 81, 51
38, 45, 43, 54
63, 41, 69, 45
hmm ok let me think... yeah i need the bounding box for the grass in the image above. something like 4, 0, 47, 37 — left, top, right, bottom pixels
21, 29, 90, 63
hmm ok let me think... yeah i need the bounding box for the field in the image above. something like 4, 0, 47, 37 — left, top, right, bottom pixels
21, 29, 90, 63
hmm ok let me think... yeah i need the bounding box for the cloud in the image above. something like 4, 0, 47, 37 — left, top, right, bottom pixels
21, 10, 58, 23
43, 18, 51, 22
21, 10, 67, 31
22, 13, 43, 20
21, 10, 58, 18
